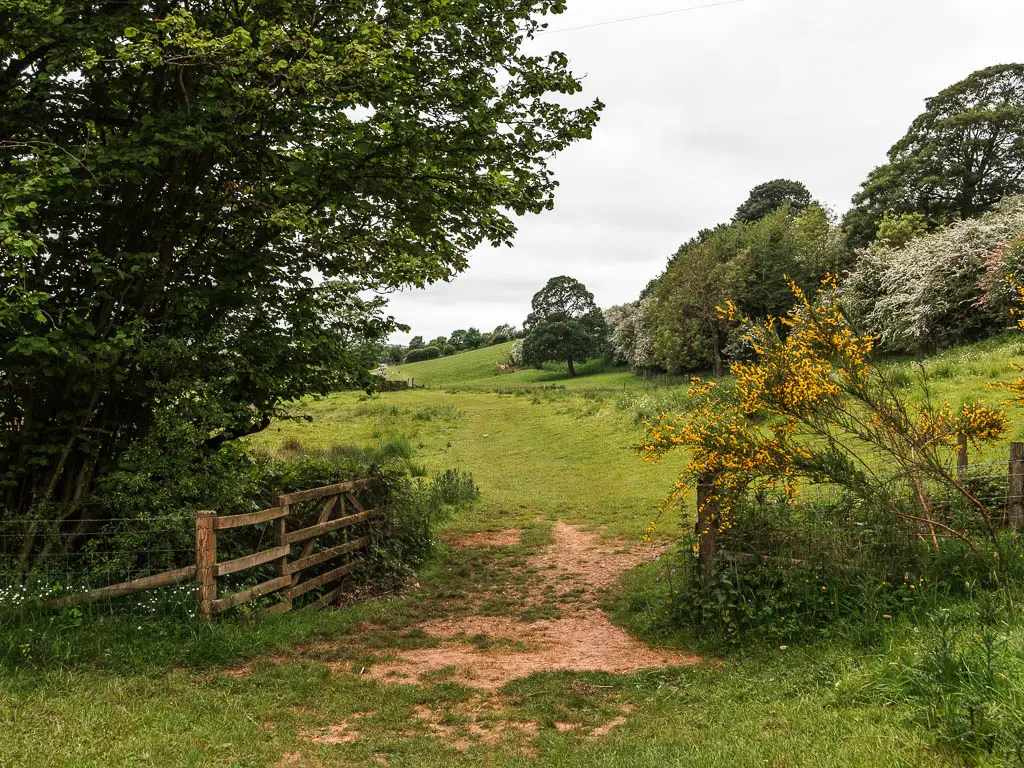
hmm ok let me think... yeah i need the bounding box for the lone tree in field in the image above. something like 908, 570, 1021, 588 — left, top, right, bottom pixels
522, 277, 606, 377
0, 1, 602, 565
844, 63, 1024, 247
733, 179, 812, 223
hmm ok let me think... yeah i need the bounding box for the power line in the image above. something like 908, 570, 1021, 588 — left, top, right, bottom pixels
537, 0, 748, 35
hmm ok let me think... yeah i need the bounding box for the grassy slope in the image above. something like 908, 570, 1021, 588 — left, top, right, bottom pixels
387, 342, 675, 390
248, 388, 682, 537
10, 335, 1024, 766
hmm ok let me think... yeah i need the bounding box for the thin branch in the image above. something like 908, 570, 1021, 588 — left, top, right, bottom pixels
887, 505, 976, 549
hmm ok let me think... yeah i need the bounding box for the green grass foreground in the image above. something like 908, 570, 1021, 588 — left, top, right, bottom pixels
6, 335, 1024, 766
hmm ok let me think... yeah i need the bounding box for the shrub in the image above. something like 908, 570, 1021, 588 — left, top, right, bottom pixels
648, 492, 1024, 649
875, 211, 928, 248
405, 345, 442, 363
842, 196, 1024, 351
604, 300, 655, 370
641, 280, 1009, 553
3, 407, 476, 604
504, 340, 524, 367
378, 469, 479, 576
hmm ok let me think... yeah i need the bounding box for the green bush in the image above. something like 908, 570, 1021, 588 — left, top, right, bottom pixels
645, 493, 1024, 650
405, 345, 442, 363
3, 403, 478, 610
377, 468, 480, 577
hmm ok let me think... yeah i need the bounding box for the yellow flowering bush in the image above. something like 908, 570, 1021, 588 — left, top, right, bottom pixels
991, 281, 1024, 405
641, 278, 1009, 547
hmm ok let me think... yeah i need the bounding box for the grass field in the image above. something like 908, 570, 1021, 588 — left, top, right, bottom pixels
6, 335, 1024, 766
387, 342, 682, 391
248, 388, 683, 538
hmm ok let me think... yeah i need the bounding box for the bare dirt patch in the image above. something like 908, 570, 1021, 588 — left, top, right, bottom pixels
300, 712, 374, 745
590, 715, 628, 737
303, 724, 360, 744
367, 522, 700, 689
406, 702, 539, 753
451, 529, 522, 548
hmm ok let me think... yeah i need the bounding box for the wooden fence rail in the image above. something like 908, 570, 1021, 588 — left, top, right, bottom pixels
49, 478, 385, 619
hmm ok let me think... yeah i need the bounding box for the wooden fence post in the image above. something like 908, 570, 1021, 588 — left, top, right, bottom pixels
957, 434, 968, 476
272, 491, 286, 580
268, 492, 293, 615
195, 510, 217, 621
1008, 443, 1024, 531
696, 476, 719, 586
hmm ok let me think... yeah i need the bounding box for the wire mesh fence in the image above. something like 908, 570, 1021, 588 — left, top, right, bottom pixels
0, 513, 197, 608
715, 457, 1021, 575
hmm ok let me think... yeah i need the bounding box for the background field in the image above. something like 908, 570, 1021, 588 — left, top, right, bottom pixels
387, 341, 683, 391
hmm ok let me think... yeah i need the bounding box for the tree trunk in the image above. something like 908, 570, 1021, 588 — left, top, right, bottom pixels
567, 358, 576, 378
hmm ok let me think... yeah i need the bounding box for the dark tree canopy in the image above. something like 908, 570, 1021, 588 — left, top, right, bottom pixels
488, 323, 517, 344
733, 179, 812, 223
844, 63, 1024, 248
447, 329, 469, 350
407, 336, 426, 351
462, 328, 485, 350
0, 0, 602, 550
522, 276, 605, 377
647, 202, 848, 375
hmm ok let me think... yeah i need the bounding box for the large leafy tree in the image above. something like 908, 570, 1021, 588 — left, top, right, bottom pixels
0, 1, 602, 548
522, 276, 605, 377
733, 179, 812, 223
650, 230, 736, 377
647, 203, 847, 375
845, 63, 1024, 248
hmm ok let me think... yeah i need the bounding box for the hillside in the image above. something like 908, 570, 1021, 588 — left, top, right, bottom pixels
387, 341, 676, 390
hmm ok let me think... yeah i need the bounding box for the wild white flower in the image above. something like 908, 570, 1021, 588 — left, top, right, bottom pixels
842, 196, 1024, 351
604, 300, 656, 370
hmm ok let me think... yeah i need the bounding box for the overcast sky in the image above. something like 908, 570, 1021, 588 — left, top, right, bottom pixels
385, 0, 1024, 344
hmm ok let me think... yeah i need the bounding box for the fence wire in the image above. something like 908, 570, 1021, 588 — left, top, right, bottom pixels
0, 514, 197, 606
718, 458, 1021, 572
1, 481, 389, 612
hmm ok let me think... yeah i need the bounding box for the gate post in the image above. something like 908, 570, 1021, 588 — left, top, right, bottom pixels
195, 510, 217, 621
956, 434, 968, 477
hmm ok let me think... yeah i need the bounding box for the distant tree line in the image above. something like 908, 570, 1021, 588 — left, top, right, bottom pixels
393, 63, 1024, 380
605, 62, 1024, 376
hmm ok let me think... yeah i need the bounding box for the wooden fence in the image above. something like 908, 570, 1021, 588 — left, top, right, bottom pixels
52, 478, 385, 618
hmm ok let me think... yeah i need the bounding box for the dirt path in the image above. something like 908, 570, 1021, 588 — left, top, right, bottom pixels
367, 522, 700, 689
